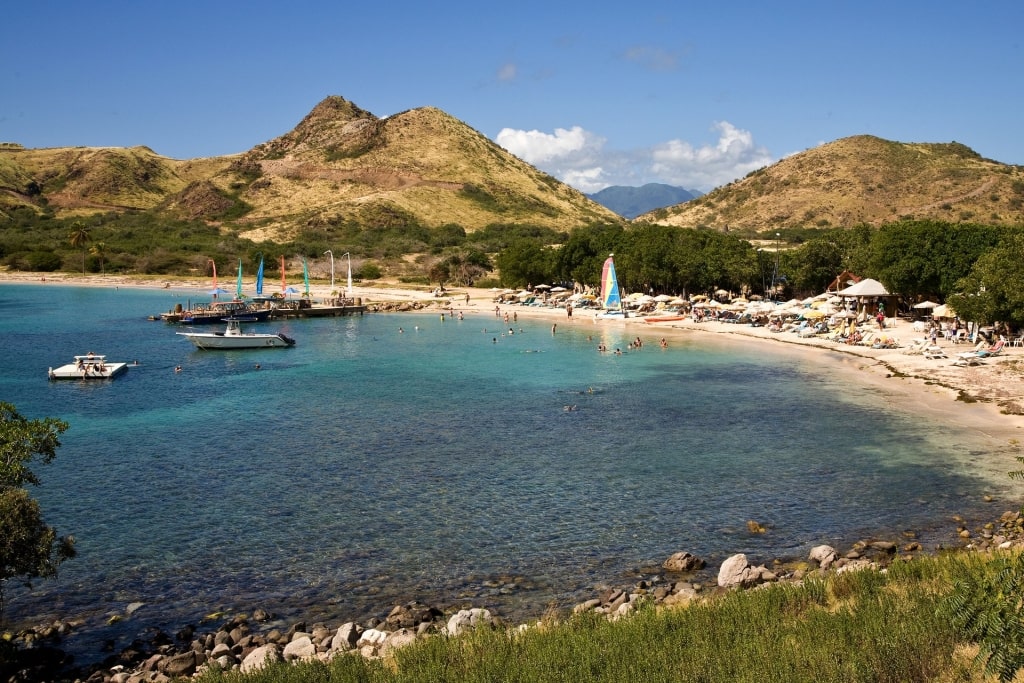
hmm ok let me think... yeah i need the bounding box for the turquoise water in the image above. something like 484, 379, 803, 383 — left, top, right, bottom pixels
1, 283, 1017, 662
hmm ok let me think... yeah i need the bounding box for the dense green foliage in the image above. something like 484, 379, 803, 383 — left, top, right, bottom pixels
0, 403, 74, 623
948, 552, 1024, 681
492, 220, 1024, 327
193, 553, 1024, 683
5, 204, 1024, 325
949, 232, 1024, 325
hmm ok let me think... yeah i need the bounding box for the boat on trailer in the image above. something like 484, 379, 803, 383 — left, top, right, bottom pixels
49, 354, 129, 380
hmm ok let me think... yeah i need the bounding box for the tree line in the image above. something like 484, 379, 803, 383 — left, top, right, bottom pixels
496, 219, 1024, 327
3, 204, 1024, 326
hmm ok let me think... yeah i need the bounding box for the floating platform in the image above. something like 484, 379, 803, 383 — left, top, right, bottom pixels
49, 355, 130, 380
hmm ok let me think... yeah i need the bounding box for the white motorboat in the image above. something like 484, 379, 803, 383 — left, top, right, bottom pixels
177, 318, 296, 350
49, 353, 129, 380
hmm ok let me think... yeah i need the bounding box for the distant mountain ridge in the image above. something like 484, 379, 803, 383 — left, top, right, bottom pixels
586, 183, 699, 219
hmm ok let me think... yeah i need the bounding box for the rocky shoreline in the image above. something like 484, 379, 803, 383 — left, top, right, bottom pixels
7, 510, 1024, 682
5, 276, 1024, 680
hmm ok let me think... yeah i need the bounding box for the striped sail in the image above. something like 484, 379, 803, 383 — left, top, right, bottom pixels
601, 256, 621, 310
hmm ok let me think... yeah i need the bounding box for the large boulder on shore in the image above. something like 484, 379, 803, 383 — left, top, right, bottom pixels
444, 608, 497, 637
240, 644, 282, 673
717, 553, 777, 588
809, 544, 838, 570
663, 551, 706, 572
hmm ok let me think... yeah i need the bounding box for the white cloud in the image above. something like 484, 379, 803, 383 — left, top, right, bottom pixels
496, 63, 517, 82
495, 125, 602, 164
622, 45, 680, 72
494, 120, 774, 193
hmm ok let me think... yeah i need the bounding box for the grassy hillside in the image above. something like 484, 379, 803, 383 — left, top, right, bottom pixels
0, 97, 620, 241
638, 135, 1024, 231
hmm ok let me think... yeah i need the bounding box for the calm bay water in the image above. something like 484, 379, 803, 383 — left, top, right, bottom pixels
1, 283, 1018, 663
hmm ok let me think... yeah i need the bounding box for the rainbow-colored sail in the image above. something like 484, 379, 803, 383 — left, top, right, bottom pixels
601, 255, 622, 310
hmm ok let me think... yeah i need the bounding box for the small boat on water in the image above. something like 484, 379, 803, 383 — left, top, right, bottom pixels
49, 354, 129, 380
177, 318, 296, 350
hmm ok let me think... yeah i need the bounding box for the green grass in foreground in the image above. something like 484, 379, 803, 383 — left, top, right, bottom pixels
196, 552, 1023, 683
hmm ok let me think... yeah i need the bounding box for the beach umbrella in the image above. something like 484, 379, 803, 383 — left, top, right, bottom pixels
550, 286, 568, 292
209, 287, 229, 297
533, 284, 552, 290
802, 309, 826, 319
836, 278, 890, 297
284, 286, 300, 298
913, 301, 939, 309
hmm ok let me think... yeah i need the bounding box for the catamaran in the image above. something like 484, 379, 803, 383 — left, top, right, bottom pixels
596, 254, 628, 318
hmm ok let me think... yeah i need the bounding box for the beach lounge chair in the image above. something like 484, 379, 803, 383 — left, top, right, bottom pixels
977, 339, 1006, 357
923, 346, 947, 359
954, 340, 1003, 364
902, 338, 929, 355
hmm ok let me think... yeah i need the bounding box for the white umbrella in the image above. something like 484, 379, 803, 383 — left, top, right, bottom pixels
654, 294, 673, 302
550, 286, 568, 292
913, 301, 939, 309
836, 278, 890, 297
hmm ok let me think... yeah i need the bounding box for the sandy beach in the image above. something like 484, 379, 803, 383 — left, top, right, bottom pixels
6, 270, 1024, 451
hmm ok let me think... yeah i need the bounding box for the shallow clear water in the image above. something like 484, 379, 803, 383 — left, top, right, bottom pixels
0, 283, 1017, 663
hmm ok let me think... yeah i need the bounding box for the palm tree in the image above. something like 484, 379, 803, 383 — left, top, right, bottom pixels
68, 224, 91, 274
89, 242, 107, 275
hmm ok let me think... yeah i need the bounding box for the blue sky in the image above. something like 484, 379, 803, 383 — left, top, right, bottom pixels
3, 1, 1021, 193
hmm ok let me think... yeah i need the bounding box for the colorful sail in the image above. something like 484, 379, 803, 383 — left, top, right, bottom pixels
236, 259, 243, 299
209, 259, 219, 299
255, 256, 264, 296
280, 255, 286, 292
601, 255, 622, 310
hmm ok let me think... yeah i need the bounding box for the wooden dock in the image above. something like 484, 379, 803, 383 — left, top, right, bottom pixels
270, 298, 366, 319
